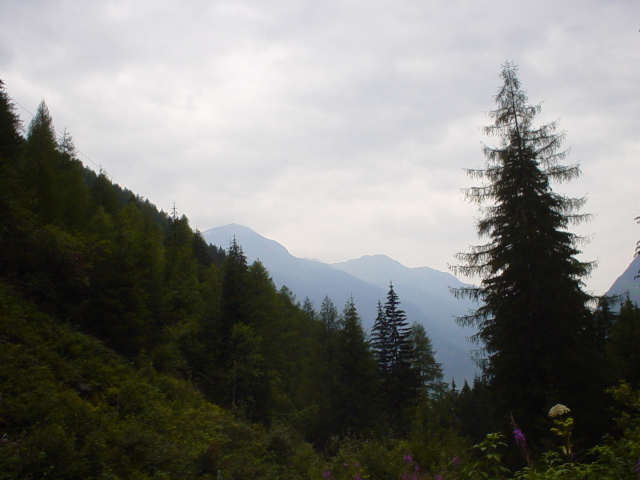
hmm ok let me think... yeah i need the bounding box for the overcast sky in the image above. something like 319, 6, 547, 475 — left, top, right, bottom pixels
1, 0, 639, 295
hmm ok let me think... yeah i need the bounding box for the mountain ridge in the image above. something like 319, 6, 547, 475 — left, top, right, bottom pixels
606, 253, 640, 303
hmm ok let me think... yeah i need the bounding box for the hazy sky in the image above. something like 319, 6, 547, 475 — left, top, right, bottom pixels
1, 0, 639, 295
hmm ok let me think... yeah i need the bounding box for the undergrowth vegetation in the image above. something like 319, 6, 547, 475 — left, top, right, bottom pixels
0, 284, 319, 479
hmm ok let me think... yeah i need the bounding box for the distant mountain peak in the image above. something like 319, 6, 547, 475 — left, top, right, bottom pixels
212, 223, 259, 238
202, 224, 292, 262
355, 254, 400, 264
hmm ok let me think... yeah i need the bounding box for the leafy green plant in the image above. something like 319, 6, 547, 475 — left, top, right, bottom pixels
465, 432, 510, 479
548, 404, 574, 463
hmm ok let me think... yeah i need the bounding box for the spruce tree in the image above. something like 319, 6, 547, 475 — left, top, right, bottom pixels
373, 283, 420, 431
451, 63, 598, 437
383, 283, 414, 386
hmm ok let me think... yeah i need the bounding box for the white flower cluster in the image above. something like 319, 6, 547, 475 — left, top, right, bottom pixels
548, 404, 571, 418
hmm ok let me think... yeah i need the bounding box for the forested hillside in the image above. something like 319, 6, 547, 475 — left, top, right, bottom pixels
2, 68, 640, 480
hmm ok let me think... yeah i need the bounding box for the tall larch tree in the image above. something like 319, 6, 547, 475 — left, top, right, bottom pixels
451, 62, 600, 439
0, 79, 22, 163
0, 79, 25, 277
334, 296, 378, 434
22, 101, 62, 224
371, 300, 390, 376
408, 321, 443, 398
315, 295, 340, 440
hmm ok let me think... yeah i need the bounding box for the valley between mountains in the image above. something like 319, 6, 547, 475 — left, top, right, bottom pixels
203, 223, 479, 384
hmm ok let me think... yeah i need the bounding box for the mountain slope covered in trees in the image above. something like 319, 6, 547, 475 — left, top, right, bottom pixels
3, 69, 640, 479
0, 79, 450, 477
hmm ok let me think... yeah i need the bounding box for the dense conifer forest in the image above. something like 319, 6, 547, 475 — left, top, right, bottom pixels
1, 67, 640, 479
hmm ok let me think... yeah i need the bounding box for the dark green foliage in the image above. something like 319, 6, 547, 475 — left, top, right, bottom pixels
0, 79, 23, 163
318, 295, 339, 411
302, 296, 341, 445
192, 229, 226, 271
372, 284, 421, 432
220, 238, 251, 339
301, 296, 317, 320
453, 377, 496, 444
0, 81, 25, 277
163, 214, 202, 324
593, 295, 617, 349
55, 129, 92, 229
197, 242, 272, 423
86, 168, 140, 217
83, 201, 167, 356
371, 300, 390, 376
607, 298, 640, 388
267, 287, 317, 416
333, 297, 379, 434
0, 283, 318, 480
20, 102, 90, 229
20, 101, 59, 207
408, 321, 444, 398
226, 322, 268, 419
0, 98, 93, 320
451, 63, 600, 440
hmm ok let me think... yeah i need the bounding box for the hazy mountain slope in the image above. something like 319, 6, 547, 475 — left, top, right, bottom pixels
202, 224, 478, 383
607, 254, 640, 303
202, 224, 388, 321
